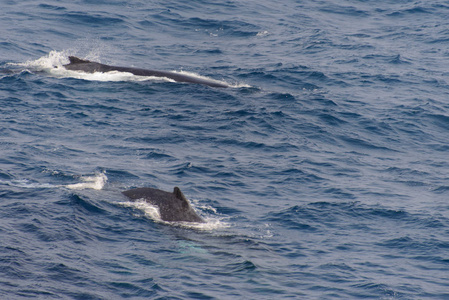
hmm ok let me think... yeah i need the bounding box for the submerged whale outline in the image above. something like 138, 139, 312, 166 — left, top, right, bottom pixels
63, 56, 228, 88
122, 186, 204, 223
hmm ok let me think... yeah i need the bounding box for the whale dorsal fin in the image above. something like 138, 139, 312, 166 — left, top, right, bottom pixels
68, 56, 91, 64
173, 187, 189, 207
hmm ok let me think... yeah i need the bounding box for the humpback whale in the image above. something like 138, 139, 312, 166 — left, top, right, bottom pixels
122, 187, 204, 223
63, 56, 228, 88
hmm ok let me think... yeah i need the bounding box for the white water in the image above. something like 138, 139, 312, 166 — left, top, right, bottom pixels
0, 172, 107, 190
65, 173, 108, 190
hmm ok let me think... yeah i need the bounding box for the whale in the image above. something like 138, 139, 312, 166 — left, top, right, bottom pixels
63, 56, 228, 88
122, 186, 204, 223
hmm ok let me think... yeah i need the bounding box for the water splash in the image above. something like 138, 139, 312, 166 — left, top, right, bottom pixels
65, 172, 107, 190
14, 50, 70, 70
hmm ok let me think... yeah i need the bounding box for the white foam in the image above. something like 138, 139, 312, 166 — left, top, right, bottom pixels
184, 217, 230, 231
229, 82, 252, 88
256, 30, 270, 37
120, 200, 162, 220
65, 173, 107, 190
0, 179, 60, 189
0, 171, 107, 190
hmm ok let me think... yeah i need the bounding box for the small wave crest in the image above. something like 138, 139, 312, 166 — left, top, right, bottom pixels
119, 200, 229, 230
65, 173, 107, 190
0, 179, 60, 189
0, 172, 107, 191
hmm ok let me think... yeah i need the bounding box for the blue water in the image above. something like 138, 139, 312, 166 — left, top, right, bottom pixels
1, 0, 449, 299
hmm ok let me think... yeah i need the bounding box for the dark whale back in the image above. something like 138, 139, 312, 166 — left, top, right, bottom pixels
67, 56, 89, 64
63, 56, 228, 88
122, 187, 204, 223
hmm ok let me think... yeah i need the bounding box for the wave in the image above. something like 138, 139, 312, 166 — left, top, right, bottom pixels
266, 201, 447, 231
0, 179, 61, 189
65, 172, 107, 190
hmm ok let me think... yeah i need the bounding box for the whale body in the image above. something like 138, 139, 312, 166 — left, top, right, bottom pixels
63, 56, 228, 88
122, 186, 204, 223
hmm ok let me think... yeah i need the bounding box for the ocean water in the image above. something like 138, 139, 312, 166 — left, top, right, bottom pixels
1, 0, 449, 299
